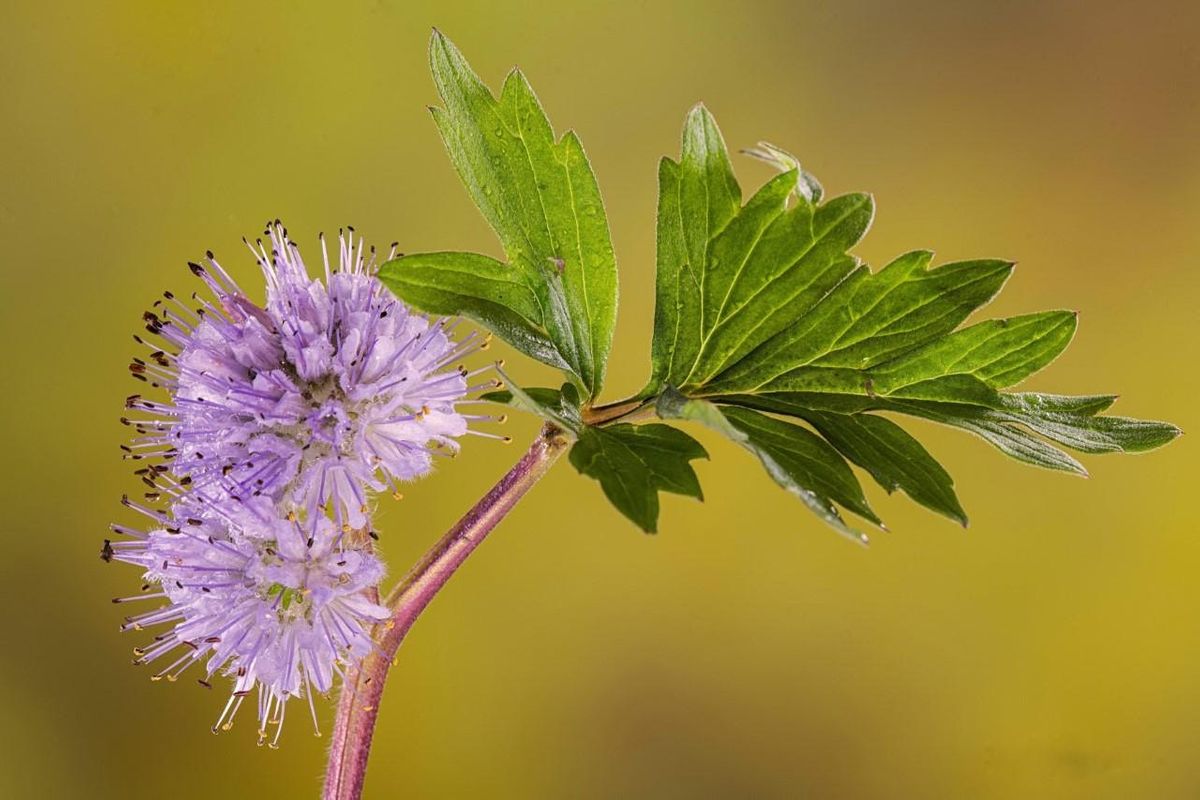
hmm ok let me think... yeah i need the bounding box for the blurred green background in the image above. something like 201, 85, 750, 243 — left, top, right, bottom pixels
2, 1, 1197, 798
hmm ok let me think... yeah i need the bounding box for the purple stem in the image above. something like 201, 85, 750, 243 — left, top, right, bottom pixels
322, 423, 571, 800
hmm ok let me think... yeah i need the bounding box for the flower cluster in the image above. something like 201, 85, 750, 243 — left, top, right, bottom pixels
108, 223, 498, 744
109, 492, 389, 747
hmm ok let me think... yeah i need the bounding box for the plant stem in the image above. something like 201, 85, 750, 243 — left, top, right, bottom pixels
322, 423, 571, 800
581, 397, 655, 426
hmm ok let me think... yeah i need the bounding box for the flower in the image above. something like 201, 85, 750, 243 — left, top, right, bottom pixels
123, 222, 501, 528
106, 490, 390, 745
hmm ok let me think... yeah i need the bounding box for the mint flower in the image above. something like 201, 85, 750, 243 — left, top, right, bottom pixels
123, 223, 497, 528
107, 491, 389, 746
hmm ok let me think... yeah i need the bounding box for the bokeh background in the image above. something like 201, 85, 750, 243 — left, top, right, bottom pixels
2, 2, 1198, 798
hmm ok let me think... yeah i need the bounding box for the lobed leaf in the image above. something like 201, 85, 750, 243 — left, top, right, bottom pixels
379, 37, 1179, 540
801, 410, 967, 526
383, 30, 618, 401
645, 106, 1180, 536
378, 252, 566, 371
657, 389, 873, 544
569, 423, 707, 533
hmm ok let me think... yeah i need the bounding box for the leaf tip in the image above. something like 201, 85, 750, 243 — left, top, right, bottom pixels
686, 101, 715, 124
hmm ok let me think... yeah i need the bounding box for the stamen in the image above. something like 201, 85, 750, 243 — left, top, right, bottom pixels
463, 429, 514, 443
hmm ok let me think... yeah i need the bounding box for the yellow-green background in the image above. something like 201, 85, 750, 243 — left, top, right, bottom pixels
1, 2, 1197, 798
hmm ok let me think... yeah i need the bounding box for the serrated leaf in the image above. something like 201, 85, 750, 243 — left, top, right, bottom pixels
705, 251, 1019, 394
647, 108, 879, 393
644, 106, 1179, 533
893, 400, 1089, 475
384, 30, 618, 401
568, 423, 707, 533
892, 394, 1182, 459
869, 310, 1078, 390
717, 389, 1180, 476
720, 406, 879, 535
657, 390, 875, 543
994, 394, 1179, 453
378, 252, 567, 371
647, 105, 741, 395
800, 411, 966, 525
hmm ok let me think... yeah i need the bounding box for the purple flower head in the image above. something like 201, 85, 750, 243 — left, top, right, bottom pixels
124, 223, 501, 528
107, 490, 389, 746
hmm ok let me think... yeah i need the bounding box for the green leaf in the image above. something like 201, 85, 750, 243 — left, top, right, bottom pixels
893, 399, 1089, 475
704, 252, 1023, 394
800, 411, 966, 525
568, 423, 707, 533
890, 393, 1182, 461
480, 387, 564, 411
647, 105, 742, 395
378, 252, 567, 371
720, 407, 879, 539
383, 30, 618, 401
657, 390, 874, 543
643, 106, 1179, 534
481, 374, 583, 432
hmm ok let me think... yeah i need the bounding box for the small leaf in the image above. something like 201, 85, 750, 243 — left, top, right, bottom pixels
480, 385, 569, 428
891, 394, 1182, 461
893, 400, 1089, 475
387, 30, 619, 400
801, 411, 967, 525
378, 252, 567, 371
646, 105, 742, 395
480, 387, 563, 410
568, 423, 707, 533
658, 389, 875, 543
482, 372, 583, 432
